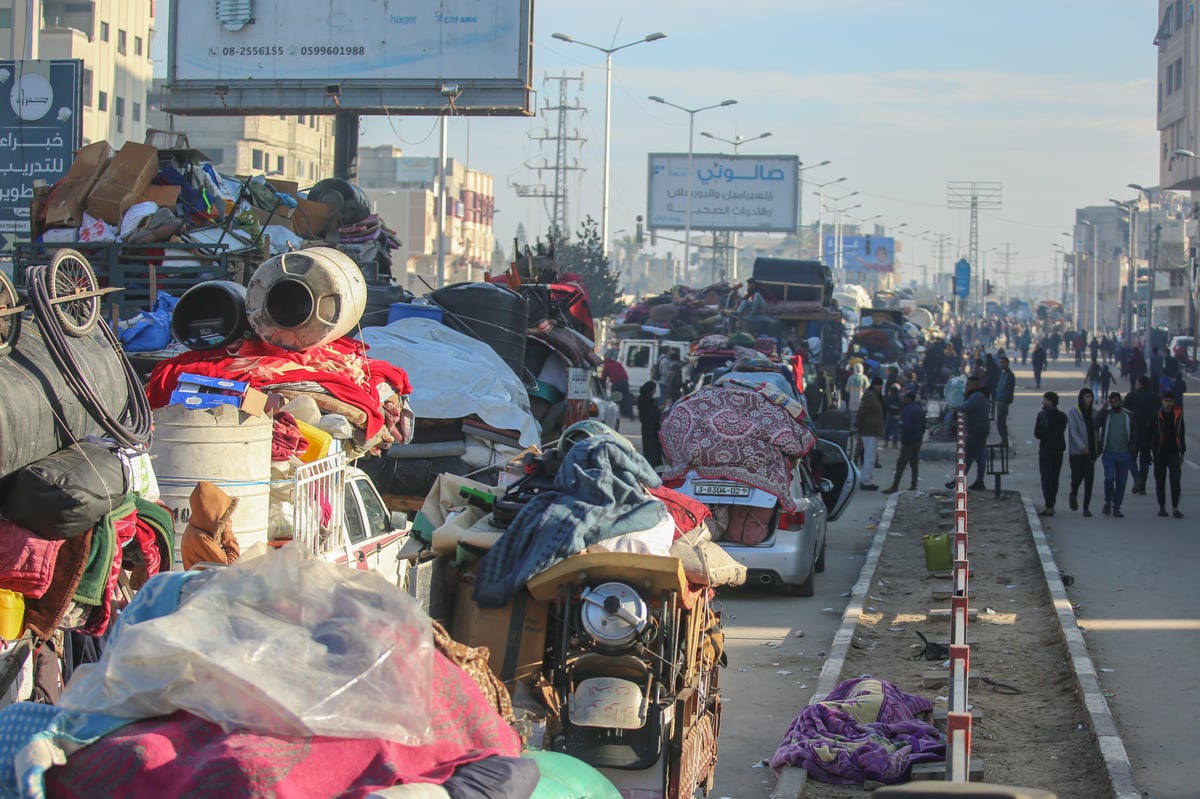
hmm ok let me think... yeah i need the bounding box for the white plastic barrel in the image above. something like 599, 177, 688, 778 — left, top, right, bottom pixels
150, 404, 273, 568
245, 247, 367, 351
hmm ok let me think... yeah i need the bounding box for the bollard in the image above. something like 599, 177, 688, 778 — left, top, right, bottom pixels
951, 595, 970, 646
945, 711, 974, 783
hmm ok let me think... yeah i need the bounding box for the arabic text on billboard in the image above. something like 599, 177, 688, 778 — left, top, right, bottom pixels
646, 154, 798, 234
0, 60, 82, 239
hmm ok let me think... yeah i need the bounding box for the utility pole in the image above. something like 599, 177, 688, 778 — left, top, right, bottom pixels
948, 181, 1002, 315
514, 74, 586, 242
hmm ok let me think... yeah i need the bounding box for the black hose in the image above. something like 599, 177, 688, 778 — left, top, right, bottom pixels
25, 264, 153, 449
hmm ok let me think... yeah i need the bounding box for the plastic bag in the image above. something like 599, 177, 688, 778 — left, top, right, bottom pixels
57, 544, 435, 743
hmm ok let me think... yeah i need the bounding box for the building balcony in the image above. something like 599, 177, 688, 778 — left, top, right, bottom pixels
39, 26, 92, 58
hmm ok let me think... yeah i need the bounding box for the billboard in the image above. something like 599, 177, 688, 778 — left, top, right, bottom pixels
646, 154, 798, 234
0, 60, 82, 243
165, 0, 533, 115
822, 235, 896, 273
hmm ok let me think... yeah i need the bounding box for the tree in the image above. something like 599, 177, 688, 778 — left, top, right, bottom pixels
553, 216, 624, 319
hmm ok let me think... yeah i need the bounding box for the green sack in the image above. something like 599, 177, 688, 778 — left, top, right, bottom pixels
523, 750, 624, 799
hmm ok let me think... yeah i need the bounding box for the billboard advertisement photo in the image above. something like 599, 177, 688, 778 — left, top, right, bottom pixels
646, 153, 798, 234
823, 235, 896, 273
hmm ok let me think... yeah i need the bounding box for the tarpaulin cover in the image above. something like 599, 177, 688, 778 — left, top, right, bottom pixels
660, 386, 815, 510
360, 318, 541, 447
145, 337, 411, 440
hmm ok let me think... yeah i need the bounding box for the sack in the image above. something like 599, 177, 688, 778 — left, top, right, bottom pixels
2, 443, 128, 539
721, 505, 774, 545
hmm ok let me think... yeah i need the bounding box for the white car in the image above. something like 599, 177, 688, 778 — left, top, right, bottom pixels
589, 375, 622, 431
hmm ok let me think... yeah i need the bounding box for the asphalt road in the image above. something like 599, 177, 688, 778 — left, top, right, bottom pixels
628, 356, 1199, 798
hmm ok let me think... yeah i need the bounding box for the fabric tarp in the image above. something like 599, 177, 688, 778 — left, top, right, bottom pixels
360, 319, 541, 447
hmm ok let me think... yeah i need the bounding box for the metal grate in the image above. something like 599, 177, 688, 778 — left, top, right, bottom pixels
292, 452, 346, 557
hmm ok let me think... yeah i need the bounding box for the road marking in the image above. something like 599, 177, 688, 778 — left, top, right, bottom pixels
1186, 459, 1200, 472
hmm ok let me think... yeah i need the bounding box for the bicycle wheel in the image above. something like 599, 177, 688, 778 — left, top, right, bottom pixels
48, 249, 100, 337
0, 270, 21, 357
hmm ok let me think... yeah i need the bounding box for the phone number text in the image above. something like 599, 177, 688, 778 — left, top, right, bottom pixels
219, 46, 367, 56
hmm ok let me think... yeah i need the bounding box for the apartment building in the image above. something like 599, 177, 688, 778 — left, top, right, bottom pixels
1, 0, 155, 148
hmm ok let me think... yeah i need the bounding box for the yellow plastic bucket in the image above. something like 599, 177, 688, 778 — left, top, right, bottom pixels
0, 589, 25, 640
295, 418, 333, 463
923, 533, 953, 572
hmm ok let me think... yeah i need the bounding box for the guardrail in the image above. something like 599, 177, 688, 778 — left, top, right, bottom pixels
946, 411, 973, 782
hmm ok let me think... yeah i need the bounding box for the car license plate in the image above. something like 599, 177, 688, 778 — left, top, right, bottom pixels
693, 482, 751, 498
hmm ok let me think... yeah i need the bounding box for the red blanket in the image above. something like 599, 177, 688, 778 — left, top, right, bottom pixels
44, 650, 520, 798
145, 337, 412, 439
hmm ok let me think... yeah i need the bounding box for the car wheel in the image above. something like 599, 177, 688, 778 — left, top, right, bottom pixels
815, 540, 827, 573
783, 570, 815, 597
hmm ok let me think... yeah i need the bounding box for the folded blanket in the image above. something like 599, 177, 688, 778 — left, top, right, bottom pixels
769, 677, 944, 785
0, 521, 65, 600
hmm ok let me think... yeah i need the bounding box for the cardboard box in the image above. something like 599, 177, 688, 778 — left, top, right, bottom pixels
141, 184, 181, 208
450, 573, 547, 686
86, 142, 160, 225
44, 141, 114, 227
169, 373, 268, 416
292, 197, 334, 239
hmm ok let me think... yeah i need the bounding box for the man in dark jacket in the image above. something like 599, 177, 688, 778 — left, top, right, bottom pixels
1096, 391, 1136, 517
1034, 391, 1068, 516
1124, 375, 1160, 494
995, 355, 1016, 452
1031, 343, 1047, 389
1150, 392, 1186, 518
883, 392, 926, 494
983, 353, 1001, 420
944, 375, 989, 489
855, 377, 885, 490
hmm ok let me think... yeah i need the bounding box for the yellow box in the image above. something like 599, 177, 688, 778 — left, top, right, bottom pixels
295, 418, 333, 463
0, 589, 25, 641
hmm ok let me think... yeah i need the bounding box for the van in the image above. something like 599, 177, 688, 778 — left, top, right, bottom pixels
616, 338, 692, 392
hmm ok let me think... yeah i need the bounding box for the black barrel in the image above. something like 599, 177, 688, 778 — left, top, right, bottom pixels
431, 282, 529, 379
171, 280, 249, 351
0, 321, 131, 481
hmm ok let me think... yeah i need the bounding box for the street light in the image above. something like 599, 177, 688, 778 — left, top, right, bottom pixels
796, 160, 832, 256
553, 31, 667, 259
1079, 220, 1098, 333
1128, 183, 1155, 349
699, 130, 772, 154
648, 95, 737, 279
811, 176, 846, 263
1109, 198, 1138, 341
824, 193, 859, 282
1174, 148, 1199, 158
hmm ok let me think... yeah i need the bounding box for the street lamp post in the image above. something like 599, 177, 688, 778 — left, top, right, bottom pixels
1109, 198, 1138, 343
824, 194, 859, 283
811, 177, 847, 264
648, 95, 737, 282
796, 160, 831, 257
1129, 184, 1156, 350
1080, 220, 1098, 333
700, 130, 772, 280
553, 31, 667, 260
1060, 231, 1077, 327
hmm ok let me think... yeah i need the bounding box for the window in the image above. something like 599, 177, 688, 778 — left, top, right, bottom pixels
117, 29, 126, 54
252, 149, 263, 170
82, 68, 93, 108
1166, 64, 1174, 95
276, 155, 284, 174
100, 21, 109, 41
1175, 58, 1183, 92
114, 96, 125, 117
134, 36, 142, 55
297, 115, 306, 125
1176, 0, 1185, 28
97, 91, 108, 111
132, 102, 141, 122
0, 8, 12, 29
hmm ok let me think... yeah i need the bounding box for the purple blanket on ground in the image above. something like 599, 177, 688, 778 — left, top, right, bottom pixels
769, 677, 945, 785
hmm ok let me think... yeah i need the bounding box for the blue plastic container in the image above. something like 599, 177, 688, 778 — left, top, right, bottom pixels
387, 302, 444, 325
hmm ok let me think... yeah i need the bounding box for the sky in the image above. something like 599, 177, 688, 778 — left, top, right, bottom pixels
159, 0, 1165, 293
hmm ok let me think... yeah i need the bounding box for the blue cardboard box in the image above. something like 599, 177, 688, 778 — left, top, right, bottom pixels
169, 372, 268, 415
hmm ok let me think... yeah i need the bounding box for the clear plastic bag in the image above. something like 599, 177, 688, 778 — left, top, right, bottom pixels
58, 545, 435, 743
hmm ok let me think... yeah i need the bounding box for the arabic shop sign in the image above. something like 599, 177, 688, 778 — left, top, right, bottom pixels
0, 59, 83, 240
646, 153, 799, 234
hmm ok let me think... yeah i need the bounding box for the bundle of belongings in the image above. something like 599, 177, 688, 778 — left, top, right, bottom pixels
615, 281, 741, 342
0, 545, 627, 799
769, 677, 945, 784
145, 335, 413, 457
0, 440, 173, 696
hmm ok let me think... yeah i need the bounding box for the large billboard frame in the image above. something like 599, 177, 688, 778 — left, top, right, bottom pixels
646, 153, 799, 234
162, 0, 534, 116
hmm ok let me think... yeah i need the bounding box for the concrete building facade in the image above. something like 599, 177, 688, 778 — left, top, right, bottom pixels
1, 0, 156, 148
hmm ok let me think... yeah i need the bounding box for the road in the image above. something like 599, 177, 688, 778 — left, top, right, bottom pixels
627, 355, 1199, 798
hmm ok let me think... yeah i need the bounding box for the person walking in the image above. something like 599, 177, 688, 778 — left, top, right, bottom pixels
1066, 388, 1097, 517
1034, 391, 1068, 516
995, 355, 1016, 451
845, 362, 869, 414
601, 352, 634, 420
1096, 391, 1136, 517
883, 391, 926, 494
1085, 357, 1103, 399
983, 353, 1001, 420
855, 377, 885, 490
882, 382, 903, 449
1149, 392, 1186, 518
944, 375, 990, 489
1124, 375, 1160, 494
637, 381, 664, 468
1031, 342, 1047, 390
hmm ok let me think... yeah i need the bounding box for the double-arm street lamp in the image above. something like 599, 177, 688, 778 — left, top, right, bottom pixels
648, 95, 737, 278
1109, 198, 1138, 341
824, 191, 859, 280
552, 31, 667, 259
1128, 183, 1156, 348
699, 130, 771, 154
811, 177, 847, 263
699, 130, 772, 281
796, 160, 832, 257
1080, 220, 1098, 333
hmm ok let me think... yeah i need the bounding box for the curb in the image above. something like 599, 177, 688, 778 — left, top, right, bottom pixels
1021, 494, 1140, 799
771, 492, 1141, 799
